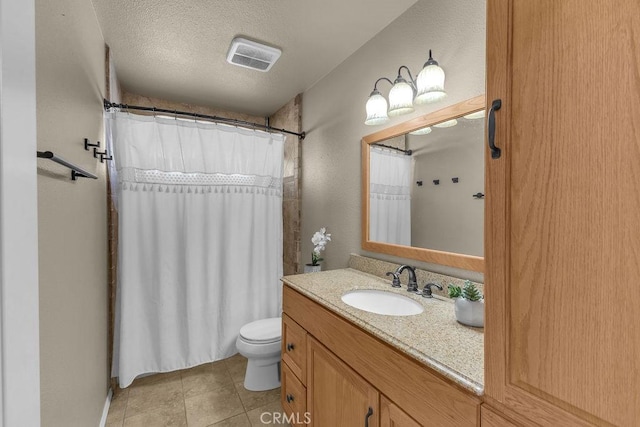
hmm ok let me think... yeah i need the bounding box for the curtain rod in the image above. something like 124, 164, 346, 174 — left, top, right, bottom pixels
103, 100, 306, 140
371, 143, 412, 155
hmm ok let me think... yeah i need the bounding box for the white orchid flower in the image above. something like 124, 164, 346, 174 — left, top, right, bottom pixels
310, 227, 332, 266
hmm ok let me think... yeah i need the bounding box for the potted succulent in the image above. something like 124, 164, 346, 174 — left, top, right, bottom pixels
448, 281, 484, 327
304, 227, 331, 273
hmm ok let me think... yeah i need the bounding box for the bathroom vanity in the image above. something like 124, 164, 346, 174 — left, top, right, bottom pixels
280, 268, 483, 426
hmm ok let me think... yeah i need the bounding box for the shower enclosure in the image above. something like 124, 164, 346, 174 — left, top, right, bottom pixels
107, 111, 284, 387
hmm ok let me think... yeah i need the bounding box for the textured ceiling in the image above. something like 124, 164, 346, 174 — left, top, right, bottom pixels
90, 0, 419, 116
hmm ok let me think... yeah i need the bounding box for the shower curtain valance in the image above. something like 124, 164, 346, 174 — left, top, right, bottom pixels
107, 111, 284, 193
117, 168, 282, 195
369, 147, 412, 201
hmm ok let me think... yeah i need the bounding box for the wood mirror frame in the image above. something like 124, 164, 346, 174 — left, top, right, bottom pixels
361, 95, 485, 272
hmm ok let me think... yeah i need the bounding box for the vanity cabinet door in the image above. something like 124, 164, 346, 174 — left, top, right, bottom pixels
307, 336, 379, 427
485, 0, 640, 426
380, 396, 420, 427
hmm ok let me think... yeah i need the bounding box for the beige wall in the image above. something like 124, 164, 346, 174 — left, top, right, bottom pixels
120, 91, 265, 123
301, 0, 486, 280
36, 0, 109, 425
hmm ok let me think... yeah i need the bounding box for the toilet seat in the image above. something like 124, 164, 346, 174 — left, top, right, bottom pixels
239, 317, 281, 344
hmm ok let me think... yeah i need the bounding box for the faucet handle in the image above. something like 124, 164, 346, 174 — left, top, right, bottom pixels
421, 282, 443, 298
385, 272, 402, 288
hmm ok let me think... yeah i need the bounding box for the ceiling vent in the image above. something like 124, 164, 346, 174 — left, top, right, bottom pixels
226, 37, 282, 72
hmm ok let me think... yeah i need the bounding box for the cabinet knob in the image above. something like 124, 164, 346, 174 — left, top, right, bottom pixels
286, 393, 294, 403
286, 343, 295, 351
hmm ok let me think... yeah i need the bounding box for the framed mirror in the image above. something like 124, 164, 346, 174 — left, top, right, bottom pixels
361, 95, 485, 272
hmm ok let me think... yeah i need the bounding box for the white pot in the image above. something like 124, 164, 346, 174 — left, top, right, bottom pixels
454, 298, 484, 327
304, 264, 322, 273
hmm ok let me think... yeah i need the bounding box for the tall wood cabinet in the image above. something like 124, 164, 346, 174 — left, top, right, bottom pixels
484, 1, 640, 426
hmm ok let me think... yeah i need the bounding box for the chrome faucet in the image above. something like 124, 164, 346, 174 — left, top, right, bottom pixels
395, 265, 418, 292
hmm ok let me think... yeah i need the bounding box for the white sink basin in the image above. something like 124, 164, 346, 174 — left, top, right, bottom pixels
341, 289, 424, 316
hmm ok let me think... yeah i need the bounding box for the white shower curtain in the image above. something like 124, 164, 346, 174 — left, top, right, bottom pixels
107, 112, 284, 387
369, 147, 412, 246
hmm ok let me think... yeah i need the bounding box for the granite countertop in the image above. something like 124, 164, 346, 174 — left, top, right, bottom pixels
282, 268, 484, 395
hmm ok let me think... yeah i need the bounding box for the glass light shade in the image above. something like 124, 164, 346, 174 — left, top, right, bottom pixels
364, 91, 389, 125
415, 63, 446, 104
388, 80, 414, 117
463, 110, 486, 119
409, 126, 432, 136
433, 118, 458, 128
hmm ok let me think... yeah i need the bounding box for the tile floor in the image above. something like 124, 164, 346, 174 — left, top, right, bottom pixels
106, 354, 286, 426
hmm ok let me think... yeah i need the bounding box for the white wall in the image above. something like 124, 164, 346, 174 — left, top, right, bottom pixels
301, 0, 485, 280
35, 0, 109, 425
0, 0, 41, 425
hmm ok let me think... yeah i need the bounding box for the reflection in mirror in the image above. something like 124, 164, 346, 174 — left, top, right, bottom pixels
407, 113, 485, 256
362, 95, 486, 272
369, 139, 412, 246
369, 115, 484, 256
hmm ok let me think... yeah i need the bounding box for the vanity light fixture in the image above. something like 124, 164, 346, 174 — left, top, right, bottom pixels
365, 50, 446, 126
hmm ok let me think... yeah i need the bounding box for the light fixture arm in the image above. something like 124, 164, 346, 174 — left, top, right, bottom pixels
397, 65, 417, 93
373, 77, 394, 91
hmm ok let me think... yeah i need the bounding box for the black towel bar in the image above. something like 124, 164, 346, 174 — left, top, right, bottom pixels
37, 151, 98, 180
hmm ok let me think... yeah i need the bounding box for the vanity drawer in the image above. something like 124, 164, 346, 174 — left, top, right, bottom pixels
282, 314, 306, 383
282, 362, 307, 426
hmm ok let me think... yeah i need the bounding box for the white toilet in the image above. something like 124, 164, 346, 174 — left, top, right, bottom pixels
236, 317, 282, 391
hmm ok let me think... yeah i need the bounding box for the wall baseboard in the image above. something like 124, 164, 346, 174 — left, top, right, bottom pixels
99, 389, 113, 427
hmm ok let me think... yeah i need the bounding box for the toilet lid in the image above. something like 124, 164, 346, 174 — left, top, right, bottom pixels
239, 317, 282, 344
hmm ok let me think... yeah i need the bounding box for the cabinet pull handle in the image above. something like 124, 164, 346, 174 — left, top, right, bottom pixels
364, 406, 373, 427
286, 393, 294, 403
286, 343, 295, 351
488, 99, 502, 159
